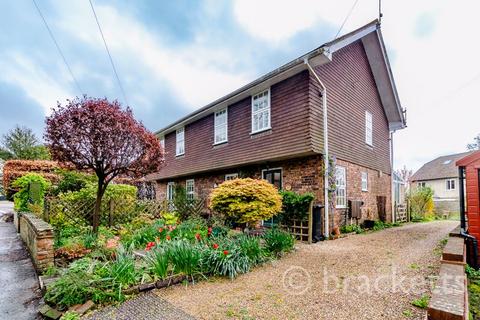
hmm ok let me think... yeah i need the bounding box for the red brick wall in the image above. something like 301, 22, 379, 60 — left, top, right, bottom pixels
334, 158, 392, 227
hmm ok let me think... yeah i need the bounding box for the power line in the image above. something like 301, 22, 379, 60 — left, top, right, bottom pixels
32, 0, 83, 95
88, 0, 129, 105
334, 0, 361, 40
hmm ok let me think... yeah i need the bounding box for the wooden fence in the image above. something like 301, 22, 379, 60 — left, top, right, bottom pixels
279, 201, 314, 243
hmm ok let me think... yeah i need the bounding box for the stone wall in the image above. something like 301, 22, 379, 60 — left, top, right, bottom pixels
19, 213, 54, 272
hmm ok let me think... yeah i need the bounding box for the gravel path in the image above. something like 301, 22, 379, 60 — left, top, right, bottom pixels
155, 221, 457, 320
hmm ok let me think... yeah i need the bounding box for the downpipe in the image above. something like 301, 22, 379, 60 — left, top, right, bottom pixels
305, 58, 329, 239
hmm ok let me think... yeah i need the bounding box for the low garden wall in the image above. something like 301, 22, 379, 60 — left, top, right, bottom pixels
18, 212, 54, 272
427, 228, 468, 320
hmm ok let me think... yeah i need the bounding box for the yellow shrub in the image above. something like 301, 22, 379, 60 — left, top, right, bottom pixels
209, 178, 282, 226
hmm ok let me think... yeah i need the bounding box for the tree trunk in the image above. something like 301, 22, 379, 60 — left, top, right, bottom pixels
93, 178, 106, 233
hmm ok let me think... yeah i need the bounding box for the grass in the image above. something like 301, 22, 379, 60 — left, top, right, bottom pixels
411, 295, 429, 309
402, 309, 413, 317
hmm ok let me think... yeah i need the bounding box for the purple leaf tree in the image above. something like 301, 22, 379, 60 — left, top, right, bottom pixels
45, 97, 163, 232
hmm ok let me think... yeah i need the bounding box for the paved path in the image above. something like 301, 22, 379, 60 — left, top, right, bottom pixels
0, 201, 41, 320
85, 221, 457, 320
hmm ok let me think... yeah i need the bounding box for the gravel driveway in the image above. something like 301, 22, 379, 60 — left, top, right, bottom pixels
155, 220, 457, 320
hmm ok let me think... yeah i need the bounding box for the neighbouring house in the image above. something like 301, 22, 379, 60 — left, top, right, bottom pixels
410, 151, 473, 215
148, 20, 406, 235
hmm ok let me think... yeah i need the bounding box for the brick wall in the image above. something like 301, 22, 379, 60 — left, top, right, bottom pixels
18, 213, 54, 272
156, 155, 325, 206
334, 158, 392, 227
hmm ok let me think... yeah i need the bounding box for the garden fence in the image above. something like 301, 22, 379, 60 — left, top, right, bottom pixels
279, 200, 314, 243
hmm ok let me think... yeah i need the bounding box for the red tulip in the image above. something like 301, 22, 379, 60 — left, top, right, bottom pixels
158, 227, 164, 233
195, 233, 201, 240
166, 235, 171, 240
212, 243, 219, 249
223, 250, 229, 256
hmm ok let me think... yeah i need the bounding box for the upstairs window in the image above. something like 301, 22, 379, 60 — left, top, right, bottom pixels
214, 109, 228, 144
335, 166, 347, 208
251, 89, 271, 133
186, 179, 195, 200
365, 111, 373, 146
361, 172, 368, 191
446, 179, 456, 190
176, 127, 185, 156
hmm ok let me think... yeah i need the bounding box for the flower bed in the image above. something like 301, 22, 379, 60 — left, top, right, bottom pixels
43, 217, 295, 315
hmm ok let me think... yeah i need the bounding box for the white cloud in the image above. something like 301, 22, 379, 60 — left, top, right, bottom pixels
54, 0, 252, 110
0, 52, 73, 115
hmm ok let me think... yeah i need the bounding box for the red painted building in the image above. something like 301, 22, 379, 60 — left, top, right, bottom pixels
456, 151, 480, 266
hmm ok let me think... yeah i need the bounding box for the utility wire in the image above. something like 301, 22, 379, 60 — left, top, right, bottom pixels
88, 0, 129, 105
334, 0, 361, 40
32, 0, 83, 95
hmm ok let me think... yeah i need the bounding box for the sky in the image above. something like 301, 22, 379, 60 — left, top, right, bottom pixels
0, 0, 479, 172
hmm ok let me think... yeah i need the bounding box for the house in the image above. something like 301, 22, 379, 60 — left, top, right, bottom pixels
148, 20, 406, 236
410, 151, 473, 214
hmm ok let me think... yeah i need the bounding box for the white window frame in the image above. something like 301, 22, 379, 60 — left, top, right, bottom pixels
418, 182, 426, 188
361, 171, 368, 192
225, 173, 238, 181
186, 179, 195, 200
335, 166, 347, 208
176, 127, 185, 156
251, 89, 271, 134
365, 111, 373, 146
446, 179, 456, 191
214, 108, 228, 145
166, 182, 175, 201
160, 136, 165, 150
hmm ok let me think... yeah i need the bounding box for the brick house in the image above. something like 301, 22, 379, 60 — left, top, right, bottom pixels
148, 20, 406, 236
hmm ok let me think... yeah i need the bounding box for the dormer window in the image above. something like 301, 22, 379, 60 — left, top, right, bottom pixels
251, 89, 271, 134
214, 108, 228, 144
176, 127, 185, 156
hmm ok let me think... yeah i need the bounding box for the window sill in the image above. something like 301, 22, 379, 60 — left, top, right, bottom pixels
336, 206, 347, 209
250, 127, 272, 136
175, 154, 185, 158
213, 140, 228, 146
362, 189, 368, 192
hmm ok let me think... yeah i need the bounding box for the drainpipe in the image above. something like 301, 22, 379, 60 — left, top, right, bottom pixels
305, 59, 329, 238
390, 131, 395, 223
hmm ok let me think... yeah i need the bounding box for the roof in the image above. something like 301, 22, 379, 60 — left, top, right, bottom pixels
411, 151, 474, 181
155, 20, 406, 137
456, 150, 480, 167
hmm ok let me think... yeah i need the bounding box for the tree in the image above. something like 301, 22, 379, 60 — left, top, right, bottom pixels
467, 134, 480, 151
45, 97, 163, 232
1, 125, 50, 160
396, 165, 413, 183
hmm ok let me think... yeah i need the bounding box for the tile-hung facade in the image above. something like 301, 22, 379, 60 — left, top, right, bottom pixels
147, 20, 406, 235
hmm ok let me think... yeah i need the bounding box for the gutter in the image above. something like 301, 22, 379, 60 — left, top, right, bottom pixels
305, 58, 330, 239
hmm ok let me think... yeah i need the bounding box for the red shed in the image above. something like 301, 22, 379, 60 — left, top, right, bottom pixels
457, 151, 480, 267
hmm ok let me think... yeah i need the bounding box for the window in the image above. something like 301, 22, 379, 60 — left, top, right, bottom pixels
262, 168, 282, 190
166, 182, 175, 201
335, 166, 347, 208
446, 179, 456, 190
418, 182, 426, 188
361, 172, 368, 191
225, 173, 238, 181
160, 136, 165, 150
176, 127, 185, 156
214, 109, 228, 144
251, 89, 271, 133
365, 111, 373, 146
186, 179, 195, 200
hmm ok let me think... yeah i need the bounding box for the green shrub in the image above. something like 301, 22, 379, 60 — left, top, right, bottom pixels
53, 169, 95, 195
340, 224, 364, 234
237, 235, 265, 265
60, 311, 81, 320
407, 186, 435, 221
109, 244, 138, 286
209, 178, 282, 227
263, 228, 295, 256
168, 240, 202, 276
279, 191, 314, 222
373, 220, 385, 231
411, 295, 429, 309
12, 173, 51, 212
146, 245, 170, 279
201, 241, 251, 278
